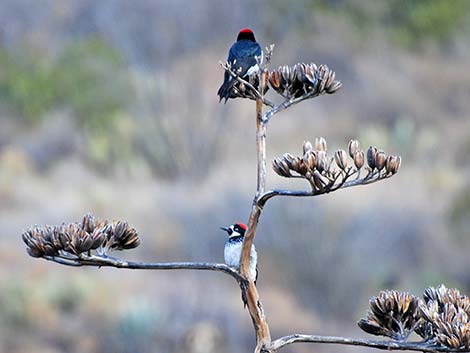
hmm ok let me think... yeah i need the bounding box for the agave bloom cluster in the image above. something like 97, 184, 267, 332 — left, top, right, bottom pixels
272, 138, 400, 193
358, 290, 421, 341
22, 213, 140, 259
269, 63, 342, 98
419, 285, 470, 349
358, 285, 470, 349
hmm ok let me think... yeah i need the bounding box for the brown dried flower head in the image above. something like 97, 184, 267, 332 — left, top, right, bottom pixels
375, 151, 387, 171
358, 290, 421, 341
315, 137, 327, 152
22, 213, 141, 259
348, 139, 360, 158
354, 150, 365, 169
334, 150, 348, 170
269, 63, 342, 98
367, 146, 378, 169
418, 285, 470, 348
22, 226, 58, 258
106, 221, 141, 250
272, 138, 401, 195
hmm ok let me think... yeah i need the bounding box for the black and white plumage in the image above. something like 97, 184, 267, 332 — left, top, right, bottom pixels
217, 28, 263, 103
220, 223, 258, 282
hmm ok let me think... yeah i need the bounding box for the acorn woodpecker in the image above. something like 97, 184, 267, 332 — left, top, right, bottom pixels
217, 28, 263, 102
220, 223, 258, 282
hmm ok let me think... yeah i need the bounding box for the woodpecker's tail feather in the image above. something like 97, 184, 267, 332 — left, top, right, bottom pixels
217, 80, 236, 103
217, 75, 267, 103
240, 279, 249, 308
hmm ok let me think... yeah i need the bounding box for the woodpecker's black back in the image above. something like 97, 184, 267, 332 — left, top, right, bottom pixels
218, 29, 262, 102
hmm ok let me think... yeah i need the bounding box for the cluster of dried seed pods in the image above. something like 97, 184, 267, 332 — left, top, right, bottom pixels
358, 290, 421, 341
269, 63, 342, 98
22, 213, 140, 258
365, 144, 401, 175
272, 138, 400, 193
358, 285, 470, 349
420, 285, 470, 348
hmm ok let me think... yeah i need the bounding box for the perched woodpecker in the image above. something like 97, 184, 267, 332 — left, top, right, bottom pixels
217, 28, 263, 102
220, 223, 258, 282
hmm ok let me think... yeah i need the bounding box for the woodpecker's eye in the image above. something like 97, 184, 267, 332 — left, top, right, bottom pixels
234, 225, 242, 233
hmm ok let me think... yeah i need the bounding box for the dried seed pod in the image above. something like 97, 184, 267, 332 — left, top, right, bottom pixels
334, 150, 348, 170
297, 159, 309, 175
290, 156, 301, 173
385, 156, 397, 174
348, 140, 360, 158
269, 71, 281, 89
395, 156, 402, 173
282, 153, 296, 168
354, 150, 365, 169
315, 137, 327, 152
280, 159, 292, 176
281, 65, 290, 82
272, 158, 291, 177
107, 221, 141, 250
303, 151, 317, 170
326, 70, 336, 88
62, 223, 96, 255
81, 213, 96, 233
303, 141, 313, 154
367, 146, 378, 169
312, 171, 325, 191
272, 159, 282, 176
375, 151, 387, 171
326, 81, 342, 94
295, 63, 304, 83
315, 151, 327, 172
358, 290, 421, 341
305, 65, 315, 84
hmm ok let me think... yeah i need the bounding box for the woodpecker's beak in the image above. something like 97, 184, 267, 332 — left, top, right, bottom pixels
220, 227, 230, 234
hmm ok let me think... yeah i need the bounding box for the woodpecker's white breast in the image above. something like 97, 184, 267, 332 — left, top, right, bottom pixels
224, 240, 257, 280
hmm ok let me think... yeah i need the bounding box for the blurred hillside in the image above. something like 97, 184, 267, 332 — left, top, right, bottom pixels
0, 1, 469, 353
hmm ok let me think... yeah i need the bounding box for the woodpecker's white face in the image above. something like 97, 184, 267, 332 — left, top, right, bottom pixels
221, 223, 246, 238
221, 223, 258, 281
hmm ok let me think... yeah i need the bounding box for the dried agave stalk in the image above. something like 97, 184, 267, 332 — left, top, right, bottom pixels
419, 285, 470, 348
272, 138, 400, 194
358, 290, 422, 341
22, 213, 141, 260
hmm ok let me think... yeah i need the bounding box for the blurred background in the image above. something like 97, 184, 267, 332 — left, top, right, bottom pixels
0, 0, 469, 352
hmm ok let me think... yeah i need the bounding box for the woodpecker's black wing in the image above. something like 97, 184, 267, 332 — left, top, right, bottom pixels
227, 40, 261, 76
218, 40, 262, 102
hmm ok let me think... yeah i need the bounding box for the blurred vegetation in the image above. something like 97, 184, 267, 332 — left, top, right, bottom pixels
0, 37, 135, 171
448, 185, 470, 244
0, 38, 129, 126
311, 0, 470, 48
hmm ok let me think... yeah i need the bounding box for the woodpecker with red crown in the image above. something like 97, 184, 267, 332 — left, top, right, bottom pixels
218, 28, 263, 103
220, 223, 258, 282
